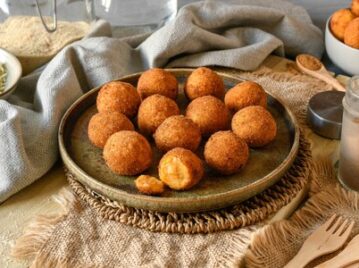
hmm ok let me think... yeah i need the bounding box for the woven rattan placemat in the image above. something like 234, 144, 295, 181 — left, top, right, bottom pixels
61, 65, 334, 235
63, 66, 323, 235
66, 133, 311, 234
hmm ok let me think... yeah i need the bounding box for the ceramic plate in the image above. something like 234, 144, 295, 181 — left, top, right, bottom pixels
59, 69, 300, 213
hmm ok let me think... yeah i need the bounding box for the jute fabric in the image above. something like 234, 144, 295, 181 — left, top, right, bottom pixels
245, 160, 359, 268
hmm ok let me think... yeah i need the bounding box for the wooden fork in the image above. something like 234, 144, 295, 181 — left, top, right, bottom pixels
316, 234, 359, 268
284, 215, 355, 268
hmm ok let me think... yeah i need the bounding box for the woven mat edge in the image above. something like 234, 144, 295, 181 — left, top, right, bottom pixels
66, 132, 312, 234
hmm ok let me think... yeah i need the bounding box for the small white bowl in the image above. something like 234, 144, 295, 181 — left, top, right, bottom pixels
325, 17, 359, 76
0, 48, 22, 100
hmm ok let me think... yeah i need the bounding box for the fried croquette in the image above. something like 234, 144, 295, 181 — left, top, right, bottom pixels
88, 112, 134, 149
231, 106, 277, 148
224, 81, 267, 112
184, 67, 225, 100
352, 0, 359, 16
103, 131, 152, 176
137, 68, 178, 100
158, 148, 204, 190
344, 18, 359, 49
135, 175, 165, 195
185, 96, 230, 136
330, 9, 356, 41
204, 131, 249, 175
154, 115, 201, 152
97, 81, 141, 118
137, 94, 180, 135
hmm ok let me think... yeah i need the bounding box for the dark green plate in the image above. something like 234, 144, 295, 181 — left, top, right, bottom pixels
59, 68, 300, 213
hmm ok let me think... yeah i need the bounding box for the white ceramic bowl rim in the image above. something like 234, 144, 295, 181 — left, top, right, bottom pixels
0, 48, 22, 96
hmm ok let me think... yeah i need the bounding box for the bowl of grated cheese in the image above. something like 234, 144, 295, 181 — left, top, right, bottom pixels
0, 48, 22, 100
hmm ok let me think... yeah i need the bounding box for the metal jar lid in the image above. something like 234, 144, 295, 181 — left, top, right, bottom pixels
307, 90, 345, 140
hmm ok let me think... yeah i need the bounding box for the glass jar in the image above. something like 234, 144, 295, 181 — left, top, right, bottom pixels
0, 0, 91, 25
0, 0, 177, 35
0, 0, 177, 74
0, 0, 92, 74
87, 0, 178, 37
339, 76, 359, 191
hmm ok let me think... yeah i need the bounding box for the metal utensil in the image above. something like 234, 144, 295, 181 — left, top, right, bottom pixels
35, 0, 57, 33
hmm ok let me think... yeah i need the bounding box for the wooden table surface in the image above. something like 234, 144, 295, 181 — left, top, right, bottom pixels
0, 55, 344, 267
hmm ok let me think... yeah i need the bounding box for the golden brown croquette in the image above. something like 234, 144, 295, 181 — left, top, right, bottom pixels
352, 0, 359, 16
204, 131, 249, 175
185, 96, 230, 136
135, 175, 165, 195
330, 9, 356, 41
231, 106, 277, 148
103, 131, 152, 176
154, 115, 201, 152
184, 67, 225, 100
88, 112, 134, 149
224, 81, 267, 112
96, 81, 141, 118
137, 68, 178, 100
344, 18, 359, 49
137, 94, 180, 135
158, 148, 204, 190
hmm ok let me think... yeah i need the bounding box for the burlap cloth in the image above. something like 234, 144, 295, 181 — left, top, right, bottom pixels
12, 67, 359, 268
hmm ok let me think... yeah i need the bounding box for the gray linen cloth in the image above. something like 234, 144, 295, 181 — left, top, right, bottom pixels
0, 0, 323, 202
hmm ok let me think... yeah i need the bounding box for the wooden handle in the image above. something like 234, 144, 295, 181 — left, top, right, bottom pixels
296, 59, 346, 92
316, 235, 359, 268
316, 71, 346, 92
284, 248, 315, 268
317, 254, 359, 268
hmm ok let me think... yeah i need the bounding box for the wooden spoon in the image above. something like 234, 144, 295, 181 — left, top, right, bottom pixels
296, 54, 346, 92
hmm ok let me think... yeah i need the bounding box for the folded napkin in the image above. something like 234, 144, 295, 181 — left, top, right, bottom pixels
0, 0, 323, 202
